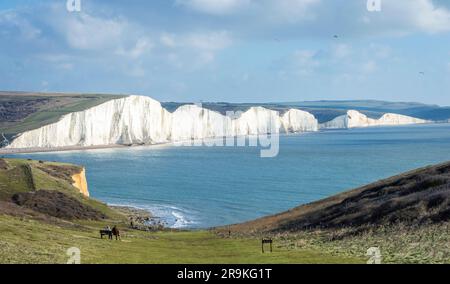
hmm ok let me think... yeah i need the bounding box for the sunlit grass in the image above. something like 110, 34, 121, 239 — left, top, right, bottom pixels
0, 215, 362, 264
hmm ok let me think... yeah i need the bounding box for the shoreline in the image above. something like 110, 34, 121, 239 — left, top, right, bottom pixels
0, 123, 443, 155
110, 205, 168, 230
0, 132, 318, 155
0, 142, 175, 155
0, 136, 256, 155
109, 203, 196, 230
110, 205, 154, 219
0, 144, 128, 155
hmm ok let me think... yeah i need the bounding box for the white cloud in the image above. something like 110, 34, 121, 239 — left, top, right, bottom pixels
362, 60, 377, 73
175, 0, 450, 38
407, 0, 450, 33
175, 0, 321, 24
160, 33, 177, 47
116, 37, 153, 59
54, 63, 73, 71
292, 49, 320, 75
9, 3, 234, 73
293, 50, 317, 63
367, 0, 450, 34
367, 43, 392, 59
56, 13, 128, 50
175, 0, 251, 15
129, 63, 146, 77
170, 81, 188, 93
184, 31, 233, 50
267, 0, 320, 23
0, 11, 41, 40
332, 44, 352, 59
197, 51, 216, 65
36, 53, 75, 71
160, 31, 232, 50
43, 6, 155, 61
166, 53, 183, 68
159, 31, 233, 68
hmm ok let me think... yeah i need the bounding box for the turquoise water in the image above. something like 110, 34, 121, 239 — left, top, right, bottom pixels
8, 124, 450, 229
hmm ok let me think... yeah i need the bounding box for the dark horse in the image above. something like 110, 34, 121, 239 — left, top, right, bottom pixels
112, 226, 121, 240
100, 229, 113, 240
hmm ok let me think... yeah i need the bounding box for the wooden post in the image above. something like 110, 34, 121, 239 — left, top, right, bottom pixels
262, 239, 273, 253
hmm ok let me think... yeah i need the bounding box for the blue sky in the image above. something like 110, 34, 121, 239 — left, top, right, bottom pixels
1, 0, 450, 105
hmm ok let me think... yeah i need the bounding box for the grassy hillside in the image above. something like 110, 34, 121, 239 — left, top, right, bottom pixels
0, 215, 361, 264
0, 158, 361, 264
0, 158, 118, 219
2, 158, 450, 263
218, 161, 450, 263
223, 161, 450, 233
0, 92, 126, 137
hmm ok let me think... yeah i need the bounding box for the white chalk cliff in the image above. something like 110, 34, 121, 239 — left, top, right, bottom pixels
7, 97, 429, 149
320, 110, 428, 129
8, 96, 172, 148
281, 109, 319, 133
7, 96, 319, 149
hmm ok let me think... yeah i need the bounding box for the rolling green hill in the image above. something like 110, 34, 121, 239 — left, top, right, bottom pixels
218, 162, 450, 263
223, 161, 450, 234
0, 158, 361, 264
2, 158, 450, 263
0, 92, 126, 137
0, 158, 118, 219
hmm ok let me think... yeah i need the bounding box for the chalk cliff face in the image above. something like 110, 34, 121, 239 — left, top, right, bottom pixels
281, 109, 319, 133
320, 110, 428, 129
234, 107, 282, 136
170, 104, 233, 141
7, 96, 319, 149
72, 167, 89, 197
8, 96, 172, 148
6, 97, 429, 149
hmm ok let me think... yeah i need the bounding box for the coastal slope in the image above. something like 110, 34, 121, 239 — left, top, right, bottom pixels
0, 158, 116, 220
0, 91, 125, 139
222, 161, 450, 234
0, 158, 360, 264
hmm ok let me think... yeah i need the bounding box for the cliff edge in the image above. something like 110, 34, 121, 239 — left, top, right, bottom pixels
71, 168, 89, 197
0, 158, 112, 220
3, 95, 429, 150
320, 110, 429, 129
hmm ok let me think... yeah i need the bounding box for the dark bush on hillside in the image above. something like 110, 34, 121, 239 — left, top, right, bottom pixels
0, 159, 8, 170
12, 190, 106, 220
275, 165, 450, 232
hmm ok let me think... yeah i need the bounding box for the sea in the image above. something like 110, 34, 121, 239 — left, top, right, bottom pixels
7, 123, 450, 229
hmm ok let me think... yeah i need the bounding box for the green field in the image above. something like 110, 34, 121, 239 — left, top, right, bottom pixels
0, 92, 126, 136
0, 215, 362, 264
0, 158, 118, 218
2, 158, 450, 264
0, 158, 362, 264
